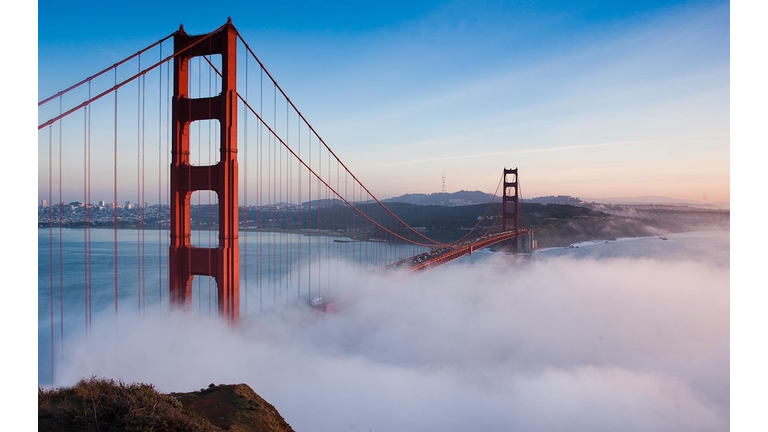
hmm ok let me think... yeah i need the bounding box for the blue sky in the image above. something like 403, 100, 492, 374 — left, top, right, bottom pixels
35, 0, 731, 203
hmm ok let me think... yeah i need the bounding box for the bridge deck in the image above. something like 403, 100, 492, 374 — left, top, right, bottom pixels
387, 229, 531, 272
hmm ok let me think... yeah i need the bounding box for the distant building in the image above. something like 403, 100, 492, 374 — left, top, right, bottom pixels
99, 200, 106, 207
41, 199, 47, 208
125, 201, 132, 210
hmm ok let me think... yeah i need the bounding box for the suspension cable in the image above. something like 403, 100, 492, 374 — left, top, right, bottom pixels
447, 172, 505, 245
199, 54, 443, 248
238, 95, 440, 248
235, 35, 449, 247
39, 23, 228, 130
38, 30, 178, 106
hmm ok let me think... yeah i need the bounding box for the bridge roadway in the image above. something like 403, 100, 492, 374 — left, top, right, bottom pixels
387, 229, 531, 272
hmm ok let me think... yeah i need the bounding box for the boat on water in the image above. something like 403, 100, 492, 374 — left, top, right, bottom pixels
334, 239, 354, 243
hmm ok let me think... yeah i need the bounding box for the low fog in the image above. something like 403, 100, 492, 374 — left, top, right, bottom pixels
56, 248, 729, 432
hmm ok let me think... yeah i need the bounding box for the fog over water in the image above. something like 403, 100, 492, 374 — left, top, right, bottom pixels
52, 231, 729, 432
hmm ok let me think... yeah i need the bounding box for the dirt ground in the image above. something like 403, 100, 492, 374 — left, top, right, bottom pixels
172, 383, 296, 432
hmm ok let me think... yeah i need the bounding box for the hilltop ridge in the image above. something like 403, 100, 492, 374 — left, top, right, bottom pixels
39, 378, 296, 432
383, 190, 494, 206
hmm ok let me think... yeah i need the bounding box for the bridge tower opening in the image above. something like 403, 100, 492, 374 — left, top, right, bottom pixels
169, 20, 239, 325
502, 167, 520, 254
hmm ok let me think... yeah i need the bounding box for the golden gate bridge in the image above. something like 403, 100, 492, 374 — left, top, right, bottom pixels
38, 20, 531, 382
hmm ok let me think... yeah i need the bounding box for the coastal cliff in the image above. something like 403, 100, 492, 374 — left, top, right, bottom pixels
39, 378, 295, 432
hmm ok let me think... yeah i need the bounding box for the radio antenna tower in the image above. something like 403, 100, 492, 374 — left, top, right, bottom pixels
442, 173, 446, 193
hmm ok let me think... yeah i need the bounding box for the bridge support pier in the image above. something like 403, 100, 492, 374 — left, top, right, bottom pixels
169, 21, 239, 325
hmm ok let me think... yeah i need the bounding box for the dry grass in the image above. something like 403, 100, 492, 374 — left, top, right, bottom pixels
38, 377, 218, 431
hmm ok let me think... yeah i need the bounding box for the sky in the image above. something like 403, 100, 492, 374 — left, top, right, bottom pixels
34, 0, 731, 204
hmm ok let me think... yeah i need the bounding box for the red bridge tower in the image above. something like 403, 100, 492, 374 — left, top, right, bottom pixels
169, 21, 240, 325
502, 167, 520, 254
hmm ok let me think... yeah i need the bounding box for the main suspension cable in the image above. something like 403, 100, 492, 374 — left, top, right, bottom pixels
38, 30, 178, 106
39, 23, 228, 130
236, 34, 448, 247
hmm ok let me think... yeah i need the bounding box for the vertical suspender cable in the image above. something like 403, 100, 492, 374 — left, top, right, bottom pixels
166, 49, 171, 309
48, 126, 54, 384
187, 60, 194, 313
345, 172, 348, 262
320, 143, 323, 289
336, 158, 340, 273
207, 54, 212, 314
272, 85, 277, 306
137, 55, 142, 312
266, 86, 271, 306
269, 85, 274, 307
316, 129, 321, 297
329, 156, 341, 286
286, 99, 291, 299
83, 105, 89, 331
308, 133, 311, 302
158, 46, 163, 310
259, 68, 263, 313
114, 69, 119, 319
244, 50, 248, 318
88, 82, 93, 328
211, 53, 216, 313
358, 184, 362, 267
197, 56, 202, 311
297, 116, 301, 302
58, 98, 64, 357
276, 94, 281, 300
280, 99, 284, 299
327, 151, 331, 295
141, 72, 147, 313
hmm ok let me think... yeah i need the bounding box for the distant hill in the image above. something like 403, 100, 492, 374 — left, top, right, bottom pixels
380, 192, 730, 210
383, 190, 494, 206
300, 198, 345, 208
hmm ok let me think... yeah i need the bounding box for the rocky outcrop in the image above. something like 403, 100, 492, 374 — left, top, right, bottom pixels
172, 383, 296, 432
39, 378, 296, 432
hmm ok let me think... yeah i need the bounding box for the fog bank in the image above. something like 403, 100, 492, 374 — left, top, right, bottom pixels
57, 247, 729, 432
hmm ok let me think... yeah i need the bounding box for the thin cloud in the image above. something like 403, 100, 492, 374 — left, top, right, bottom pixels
374, 132, 730, 167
